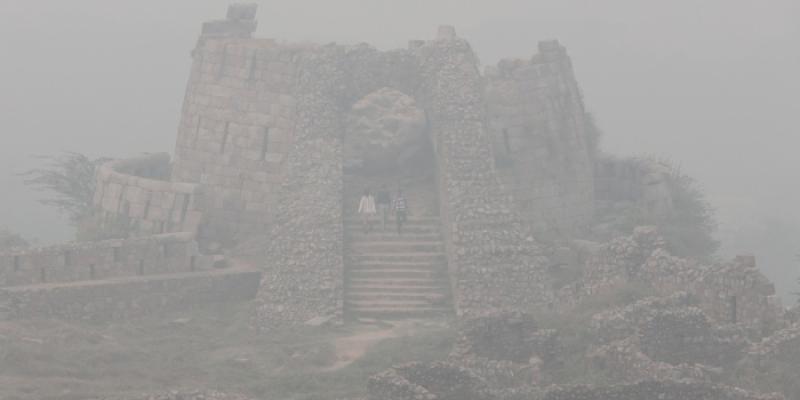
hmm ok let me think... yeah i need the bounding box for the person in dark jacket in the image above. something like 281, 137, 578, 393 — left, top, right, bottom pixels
375, 185, 391, 231
393, 189, 408, 234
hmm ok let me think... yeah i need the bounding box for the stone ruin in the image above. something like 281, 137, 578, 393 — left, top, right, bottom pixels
368, 361, 493, 400
91, 391, 255, 400
0, 230, 261, 322
0, 3, 718, 328
542, 381, 783, 400
1, 3, 797, 400
449, 312, 560, 387
559, 227, 783, 332
366, 223, 793, 399
588, 294, 751, 383
64, 2, 611, 326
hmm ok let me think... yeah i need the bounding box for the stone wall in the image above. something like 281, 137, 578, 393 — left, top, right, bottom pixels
0, 267, 260, 321
251, 45, 347, 328
644, 252, 781, 331
450, 312, 560, 387
91, 391, 254, 400
542, 381, 784, 400
486, 41, 595, 237
745, 322, 800, 364
415, 27, 550, 317
588, 295, 751, 383
368, 362, 492, 400
0, 233, 212, 287
172, 34, 301, 244
93, 154, 204, 238
562, 227, 782, 331
167, 6, 632, 324
196, 20, 554, 325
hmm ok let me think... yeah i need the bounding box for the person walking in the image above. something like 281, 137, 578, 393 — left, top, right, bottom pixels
376, 185, 391, 231
358, 189, 377, 234
393, 189, 408, 235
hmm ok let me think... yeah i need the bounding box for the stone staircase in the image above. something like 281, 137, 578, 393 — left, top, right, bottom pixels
343, 216, 453, 321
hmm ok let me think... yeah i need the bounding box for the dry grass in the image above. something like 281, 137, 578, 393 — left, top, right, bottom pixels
0, 302, 454, 400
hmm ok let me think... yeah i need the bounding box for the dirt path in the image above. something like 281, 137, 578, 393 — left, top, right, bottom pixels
325, 320, 438, 370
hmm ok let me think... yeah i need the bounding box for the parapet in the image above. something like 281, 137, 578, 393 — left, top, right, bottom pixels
534, 40, 569, 63
93, 155, 204, 237
0, 232, 211, 287
201, 3, 258, 39
437, 25, 458, 41
226, 3, 258, 20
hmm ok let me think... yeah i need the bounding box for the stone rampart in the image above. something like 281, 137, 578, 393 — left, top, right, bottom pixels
415, 28, 550, 317
172, 36, 310, 245
486, 41, 595, 237
93, 154, 204, 237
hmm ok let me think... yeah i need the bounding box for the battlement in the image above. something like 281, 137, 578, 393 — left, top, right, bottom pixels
200, 3, 258, 40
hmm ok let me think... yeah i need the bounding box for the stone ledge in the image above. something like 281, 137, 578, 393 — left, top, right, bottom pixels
0, 267, 261, 321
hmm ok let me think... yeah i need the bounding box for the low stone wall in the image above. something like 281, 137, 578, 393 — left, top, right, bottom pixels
0, 233, 212, 287
93, 154, 204, 237
543, 381, 784, 400
450, 312, 560, 387
741, 322, 800, 369
368, 362, 492, 400
589, 292, 695, 344
452, 312, 556, 362
643, 252, 781, 330
0, 267, 260, 321
92, 391, 254, 400
589, 336, 718, 383
561, 227, 782, 331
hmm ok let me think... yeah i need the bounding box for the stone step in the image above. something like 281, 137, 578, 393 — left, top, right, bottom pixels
346, 233, 442, 242
346, 285, 447, 293
343, 210, 451, 321
347, 278, 450, 287
344, 217, 440, 224
347, 269, 447, 280
348, 253, 446, 263
345, 299, 449, 308
344, 225, 442, 235
347, 261, 446, 271
346, 309, 451, 321
344, 219, 442, 228
345, 292, 448, 302
349, 241, 444, 253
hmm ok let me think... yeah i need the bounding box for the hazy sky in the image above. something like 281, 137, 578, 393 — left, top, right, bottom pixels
0, 1, 798, 291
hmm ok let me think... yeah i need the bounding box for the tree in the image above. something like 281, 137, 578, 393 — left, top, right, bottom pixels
20, 152, 109, 226
596, 156, 719, 261
660, 164, 719, 260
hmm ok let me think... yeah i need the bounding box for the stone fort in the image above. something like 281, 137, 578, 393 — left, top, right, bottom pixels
1, 4, 777, 330
86, 3, 595, 326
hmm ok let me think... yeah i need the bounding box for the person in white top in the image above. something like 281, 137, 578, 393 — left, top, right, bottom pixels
358, 188, 377, 233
